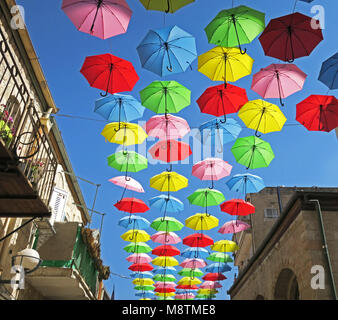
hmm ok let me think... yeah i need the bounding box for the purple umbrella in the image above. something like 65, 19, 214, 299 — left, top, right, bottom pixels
251, 63, 307, 106
62, 0, 132, 39
218, 220, 250, 234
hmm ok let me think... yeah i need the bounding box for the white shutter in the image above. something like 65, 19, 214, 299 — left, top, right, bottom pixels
49, 187, 68, 225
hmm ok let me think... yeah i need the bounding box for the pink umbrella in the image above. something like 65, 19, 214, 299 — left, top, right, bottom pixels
200, 281, 222, 289
192, 158, 232, 189
146, 114, 190, 140
251, 63, 307, 106
180, 258, 207, 269
155, 282, 177, 289
62, 0, 132, 40
126, 253, 152, 264
175, 293, 195, 300
218, 220, 251, 234
109, 176, 144, 193
151, 231, 181, 244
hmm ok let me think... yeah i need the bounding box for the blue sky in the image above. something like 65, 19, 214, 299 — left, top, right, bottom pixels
17, 0, 338, 300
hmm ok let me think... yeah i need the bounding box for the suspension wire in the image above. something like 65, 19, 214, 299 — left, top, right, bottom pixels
109, 272, 131, 280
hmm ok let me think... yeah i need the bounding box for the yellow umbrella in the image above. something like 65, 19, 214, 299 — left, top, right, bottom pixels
152, 256, 179, 267
198, 47, 254, 86
150, 171, 188, 192
238, 99, 287, 136
121, 230, 150, 242
132, 278, 154, 286
178, 277, 202, 285
198, 289, 218, 295
140, 298, 151, 300
185, 213, 219, 231
156, 292, 175, 297
101, 122, 148, 146
211, 240, 239, 253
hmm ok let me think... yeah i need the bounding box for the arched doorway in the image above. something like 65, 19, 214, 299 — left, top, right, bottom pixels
255, 295, 264, 300
274, 268, 300, 300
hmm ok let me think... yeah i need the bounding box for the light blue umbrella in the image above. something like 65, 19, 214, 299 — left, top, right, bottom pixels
137, 25, 197, 77
149, 195, 184, 213
135, 291, 155, 298
226, 173, 265, 197
176, 289, 198, 295
181, 247, 209, 259
153, 266, 177, 275
318, 52, 338, 90
205, 262, 231, 273
130, 271, 154, 278
118, 215, 150, 230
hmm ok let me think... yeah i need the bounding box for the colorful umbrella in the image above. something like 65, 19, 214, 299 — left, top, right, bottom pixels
149, 195, 184, 214
185, 213, 219, 231
152, 256, 179, 267
153, 274, 176, 282
197, 83, 248, 123
127, 253, 152, 264
151, 231, 181, 244
121, 229, 150, 242
130, 271, 154, 278
175, 293, 195, 300
153, 267, 177, 276
176, 284, 199, 290
152, 245, 180, 257
183, 233, 214, 248
109, 176, 144, 193
231, 136, 275, 169
220, 199, 255, 216
296, 95, 338, 132
211, 240, 239, 252
124, 242, 152, 253
135, 291, 155, 298
155, 287, 176, 293
139, 0, 194, 13
226, 173, 265, 196
251, 64, 307, 106
238, 100, 287, 137
137, 25, 197, 77
180, 258, 207, 269
80, 53, 139, 96
129, 263, 154, 272
198, 47, 254, 87
202, 273, 227, 281
148, 140, 192, 163
118, 215, 150, 230
155, 282, 177, 289
151, 216, 184, 232
135, 285, 155, 291
178, 268, 204, 278
155, 292, 175, 297
150, 171, 188, 193
259, 12, 323, 62
187, 188, 225, 215
108, 151, 148, 173
198, 288, 218, 295
207, 252, 233, 263
114, 198, 150, 213
200, 281, 222, 289
205, 262, 231, 273
157, 296, 174, 300
219, 220, 251, 234
205, 5, 265, 54
318, 52, 338, 90
132, 278, 154, 286
178, 277, 202, 286
181, 247, 209, 259
61, 0, 132, 39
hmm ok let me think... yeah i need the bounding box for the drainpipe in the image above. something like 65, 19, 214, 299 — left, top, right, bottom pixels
308, 199, 338, 300
276, 186, 283, 215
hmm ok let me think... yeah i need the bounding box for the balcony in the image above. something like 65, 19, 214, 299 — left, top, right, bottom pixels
25, 222, 110, 300
0, 26, 57, 218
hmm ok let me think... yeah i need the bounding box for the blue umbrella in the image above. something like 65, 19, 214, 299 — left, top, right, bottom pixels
153, 266, 177, 275
176, 289, 198, 294
149, 195, 184, 214
135, 291, 155, 298
130, 271, 154, 278
137, 25, 197, 77
181, 247, 209, 259
226, 173, 265, 197
299, 0, 314, 2
118, 215, 150, 230
318, 52, 338, 90
205, 262, 231, 273
95, 94, 145, 129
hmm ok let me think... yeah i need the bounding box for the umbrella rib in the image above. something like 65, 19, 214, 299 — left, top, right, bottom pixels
77, 5, 97, 30
102, 4, 127, 32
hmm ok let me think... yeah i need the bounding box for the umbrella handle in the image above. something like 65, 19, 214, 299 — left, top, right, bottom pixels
287, 58, 295, 63
165, 0, 170, 13
186, 61, 193, 71
279, 97, 285, 107
114, 122, 121, 132
166, 66, 173, 72
239, 48, 247, 55
129, 230, 137, 241
100, 91, 108, 97
254, 130, 261, 138
166, 164, 173, 172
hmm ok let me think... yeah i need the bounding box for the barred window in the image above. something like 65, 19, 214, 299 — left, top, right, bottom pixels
264, 208, 279, 218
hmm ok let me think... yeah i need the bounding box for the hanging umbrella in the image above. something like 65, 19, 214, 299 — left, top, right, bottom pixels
155, 282, 177, 289
251, 64, 307, 106
151, 231, 181, 244
238, 100, 287, 137
197, 83, 248, 123
61, 0, 132, 39
132, 278, 154, 286
135, 291, 155, 298
151, 217, 184, 232
153, 267, 177, 276
207, 252, 233, 263
127, 253, 152, 264
296, 95, 338, 132
124, 242, 152, 254
220, 199, 255, 216
80, 53, 139, 96
101, 122, 147, 145
178, 268, 204, 277
200, 281, 222, 289
181, 247, 209, 259
149, 195, 184, 214
140, 81, 191, 115
198, 288, 218, 295
175, 293, 195, 300
231, 136, 275, 169
192, 158, 232, 189
137, 25, 197, 77
157, 296, 174, 300
318, 52, 338, 90
146, 114, 190, 140
135, 285, 155, 291
129, 263, 154, 272
118, 215, 150, 230
139, 0, 194, 13
108, 151, 148, 173
185, 213, 219, 231
153, 274, 176, 282
156, 292, 175, 297
180, 258, 207, 269
205, 262, 231, 273
114, 198, 150, 213
121, 230, 150, 242
205, 5, 265, 54
202, 273, 227, 281
226, 173, 265, 196
219, 220, 251, 234
211, 240, 239, 253
152, 245, 180, 257
259, 12, 323, 63
198, 47, 254, 87
109, 176, 144, 193
175, 289, 197, 294
183, 233, 214, 248
176, 284, 199, 290
130, 271, 154, 278
178, 277, 201, 285
150, 171, 188, 193
152, 256, 179, 267
155, 287, 176, 293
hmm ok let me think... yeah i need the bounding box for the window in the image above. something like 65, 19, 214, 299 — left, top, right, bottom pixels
49, 187, 68, 225
264, 208, 279, 218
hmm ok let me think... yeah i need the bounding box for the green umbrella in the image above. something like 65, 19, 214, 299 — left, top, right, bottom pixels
108, 150, 148, 173
139, 0, 195, 13
231, 136, 275, 169
158, 296, 174, 300
134, 285, 155, 291
140, 81, 191, 115
207, 252, 233, 263
153, 274, 176, 282
124, 242, 152, 254
205, 5, 265, 54
196, 294, 216, 299
151, 216, 184, 232
178, 268, 204, 278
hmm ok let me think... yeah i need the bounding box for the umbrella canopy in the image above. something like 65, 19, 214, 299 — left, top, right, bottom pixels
135, 285, 155, 291
211, 240, 239, 253
198, 288, 218, 295
220, 199, 255, 216
198, 47, 254, 86
148, 140, 192, 163
109, 176, 144, 193
118, 215, 150, 230
176, 284, 199, 290
124, 242, 152, 254
318, 52, 338, 90
155, 287, 176, 293
62, 0, 132, 39
200, 281, 222, 289
205, 262, 231, 273
137, 25, 197, 77
296, 95, 338, 132
114, 198, 149, 214
251, 64, 307, 106
187, 188, 225, 208
153, 274, 176, 282
259, 12, 323, 62
219, 220, 251, 234
175, 293, 195, 300
202, 273, 227, 281
132, 277, 154, 286
197, 83, 248, 123
121, 230, 150, 242
108, 151, 148, 173
127, 253, 152, 264
153, 266, 177, 275
151, 231, 181, 244
152, 256, 179, 267
207, 252, 233, 263
157, 296, 174, 300
135, 291, 155, 298
130, 271, 154, 278
181, 247, 209, 259
178, 268, 204, 277
140, 80, 191, 115
178, 277, 201, 286
231, 136, 275, 169
129, 263, 154, 272
183, 233, 214, 248
205, 5, 265, 53
149, 195, 184, 213
139, 0, 194, 13
180, 258, 207, 269
185, 213, 219, 231
152, 245, 180, 257
151, 217, 184, 232
155, 282, 177, 289
238, 100, 287, 136
80, 53, 139, 96
101, 122, 147, 146
156, 292, 175, 297
150, 171, 188, 192
226, 173, 265, 195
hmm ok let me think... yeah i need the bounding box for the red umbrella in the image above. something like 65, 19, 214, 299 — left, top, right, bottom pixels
80, 53, 139, 96
176, 284, 199, 290
183, 233, 214, 247
220, 199, 255, 216
259, 12, 323, 63
296, 95, 338, 132
114, 198, 149, 213
196, 84, 248, 123
128, 263, 153, 272
152, 245, 181, 257
154, 287, 176, 293
202, 273, 227, 281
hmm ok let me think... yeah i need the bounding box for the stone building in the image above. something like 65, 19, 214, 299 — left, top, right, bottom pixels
0, 0, 109, 299
228, 186, 338, 300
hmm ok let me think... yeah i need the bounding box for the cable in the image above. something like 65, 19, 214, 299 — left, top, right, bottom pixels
109, 272, 131, 280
